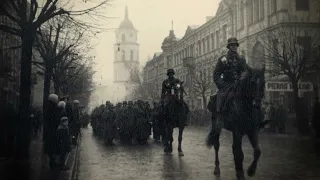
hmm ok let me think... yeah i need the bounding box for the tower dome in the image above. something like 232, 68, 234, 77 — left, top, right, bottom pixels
161, 30, 177, 51
118, 6, 134, 29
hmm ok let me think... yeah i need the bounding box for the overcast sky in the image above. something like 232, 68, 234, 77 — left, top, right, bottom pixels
89, 0, 220, 85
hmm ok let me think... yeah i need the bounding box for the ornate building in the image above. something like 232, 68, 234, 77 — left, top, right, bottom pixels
143, 0, 320, 111
113, 6, 140, 102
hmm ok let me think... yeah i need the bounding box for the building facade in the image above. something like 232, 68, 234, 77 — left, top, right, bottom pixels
143, 0, 320, 110
0, 15, 21, 110
113, 6, 140, 102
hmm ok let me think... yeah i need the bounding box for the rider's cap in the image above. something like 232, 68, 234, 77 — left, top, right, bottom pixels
227, 37, 239, 48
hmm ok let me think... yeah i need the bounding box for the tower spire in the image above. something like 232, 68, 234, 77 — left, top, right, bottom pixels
171, 20, 173, 31
125, 5, 128, 19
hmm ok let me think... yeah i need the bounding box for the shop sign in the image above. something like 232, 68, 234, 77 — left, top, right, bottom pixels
265, 81, 313, 92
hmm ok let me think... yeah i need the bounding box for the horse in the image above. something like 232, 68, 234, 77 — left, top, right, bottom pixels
206, 66, 266, 180
163, 81, 190, 156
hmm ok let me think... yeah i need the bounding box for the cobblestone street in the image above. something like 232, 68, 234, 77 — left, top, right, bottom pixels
77, 127, 320, 180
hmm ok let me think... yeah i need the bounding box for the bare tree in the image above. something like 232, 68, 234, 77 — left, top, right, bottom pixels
192, 69, 214, 109
0, 0, 110, 158
258, 11, 319, 133
34, 17, 85, 112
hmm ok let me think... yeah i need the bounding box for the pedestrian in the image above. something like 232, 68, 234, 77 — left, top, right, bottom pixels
312, 97, 320, 151
43, 93, 60, 169
56, 117, 71, 170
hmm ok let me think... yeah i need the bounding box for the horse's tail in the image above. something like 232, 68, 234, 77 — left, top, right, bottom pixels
206, 128, 216, 148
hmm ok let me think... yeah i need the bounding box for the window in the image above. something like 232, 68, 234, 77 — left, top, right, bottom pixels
130, 50, 134, 61
240, 2, 244, 28
253, 0, 259, 22
211, 33, 215, 50
206, 36, 210, 52
202, 38, 205, 54
222, 25, 227, 42
122, 50, 125, 61
198, 40, 201, 55
215, 30, 219, 48
296, 0, 310, 11
271, 0, 277, 13
260, 0, 264, 19
297, 36, 311, 56
248, 0, 253, 24
122, 34, 125, 42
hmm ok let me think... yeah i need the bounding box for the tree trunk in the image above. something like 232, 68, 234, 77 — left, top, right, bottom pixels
202, 92, 207, 109
16, 27, 36, 159
42, 67, 52, 112
292, 80, 309, 135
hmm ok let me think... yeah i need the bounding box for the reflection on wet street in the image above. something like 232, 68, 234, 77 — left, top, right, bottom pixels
77, 127, 320, 180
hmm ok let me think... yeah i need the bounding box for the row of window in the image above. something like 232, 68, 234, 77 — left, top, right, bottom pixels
172, 26, 228, 67
239, 0, 310, 28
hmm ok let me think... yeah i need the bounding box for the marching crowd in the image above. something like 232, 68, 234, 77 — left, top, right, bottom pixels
90, 100, 165, 145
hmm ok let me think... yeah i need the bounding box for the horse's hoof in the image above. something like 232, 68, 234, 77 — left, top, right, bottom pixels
237, 177, 246, 180
178, 151, 184, 156
214, 166, 220, 176
236, 171, 245, 180
247, 165, 256, 177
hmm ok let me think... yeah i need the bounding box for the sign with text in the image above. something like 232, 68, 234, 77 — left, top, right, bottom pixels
265, 81, 313, 92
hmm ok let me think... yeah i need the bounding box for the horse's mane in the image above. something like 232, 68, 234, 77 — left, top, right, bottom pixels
235, 66, 265, 100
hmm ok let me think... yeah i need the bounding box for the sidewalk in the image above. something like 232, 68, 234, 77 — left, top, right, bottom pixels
0, 133, 80, 180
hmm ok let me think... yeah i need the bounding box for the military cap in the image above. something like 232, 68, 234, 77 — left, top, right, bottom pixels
128, 101, 133, 105
122, 101, 127, 104
227, 37, 239, 48
167, 68, 175, 75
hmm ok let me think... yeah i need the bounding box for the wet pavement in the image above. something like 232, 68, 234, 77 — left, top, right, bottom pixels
77, 126, 320, 180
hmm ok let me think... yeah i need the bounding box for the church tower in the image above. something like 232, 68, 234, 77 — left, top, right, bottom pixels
113, 6, 139, 102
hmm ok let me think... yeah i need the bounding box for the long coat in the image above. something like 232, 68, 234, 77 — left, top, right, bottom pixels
213, 51, 248, 112
44, 101, 59, 155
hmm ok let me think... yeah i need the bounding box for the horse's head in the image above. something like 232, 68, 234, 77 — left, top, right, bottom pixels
240, 66, 265, 109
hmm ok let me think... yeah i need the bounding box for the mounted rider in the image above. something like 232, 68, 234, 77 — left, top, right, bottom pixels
160, 68, 183, 109
213, 37, 249, 131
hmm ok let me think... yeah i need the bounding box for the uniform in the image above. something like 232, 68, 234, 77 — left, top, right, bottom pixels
213, 38, 249, 113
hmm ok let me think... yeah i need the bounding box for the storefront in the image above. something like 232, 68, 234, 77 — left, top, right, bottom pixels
265, 81, 314, 113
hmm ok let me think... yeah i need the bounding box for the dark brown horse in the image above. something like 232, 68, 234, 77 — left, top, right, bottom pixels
163, 81, 190, 156
206, 67, 265, 180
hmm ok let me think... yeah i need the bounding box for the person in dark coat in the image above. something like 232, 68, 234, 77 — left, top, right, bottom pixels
213, 37, 249, 132
56, 117, 71, 170
313, 97, 320, 151
43, 94, 60, 169
58, 101, 67, 120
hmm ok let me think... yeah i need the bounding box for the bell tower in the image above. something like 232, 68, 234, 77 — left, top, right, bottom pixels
113, 6, 140, 102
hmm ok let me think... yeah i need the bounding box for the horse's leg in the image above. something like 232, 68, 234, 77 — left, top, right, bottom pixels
232, 132, 245, 180
213, 131, 221, 176
246, 129, 261, 177
163, 125, 170, 153
168, 125, 174, 153
178, 126, 184, 156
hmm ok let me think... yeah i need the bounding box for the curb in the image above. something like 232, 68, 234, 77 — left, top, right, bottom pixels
69, 132, 81, 180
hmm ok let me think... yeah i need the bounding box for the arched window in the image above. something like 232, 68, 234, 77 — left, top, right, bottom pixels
122, 50, 125, 61
122, 34, 125, 42
240, 2, 244, 28
130, 50, 134, 61
252, 42, 265, 69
